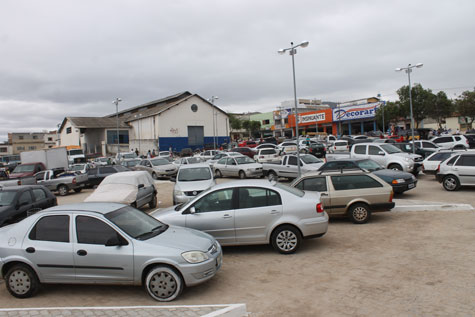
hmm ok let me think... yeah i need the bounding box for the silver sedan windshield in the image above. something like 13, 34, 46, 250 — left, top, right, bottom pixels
105, 206, 167, 240
151, 159, 170, 166
178, 167, 212, 181
235, 157, 255, 165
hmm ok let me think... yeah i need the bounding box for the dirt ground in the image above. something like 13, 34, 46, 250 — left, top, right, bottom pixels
0, 174, 474, 316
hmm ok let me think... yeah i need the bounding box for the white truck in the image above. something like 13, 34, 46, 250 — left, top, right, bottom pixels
325, 142, 423, 174
34, 169, 88, 196
20, 148, 69, 170
262, 154, 325, 180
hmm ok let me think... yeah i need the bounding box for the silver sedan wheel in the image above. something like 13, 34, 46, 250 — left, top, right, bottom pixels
352, 206, 368, 222
276, 230, 298, 252
8, 270, 31, 296
443, 176, 459, 191
145, 266, 183, 302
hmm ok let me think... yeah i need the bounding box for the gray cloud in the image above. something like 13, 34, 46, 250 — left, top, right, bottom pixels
1, 0, 474, 141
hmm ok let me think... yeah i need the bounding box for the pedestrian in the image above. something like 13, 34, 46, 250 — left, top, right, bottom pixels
152, 149, 156, 157
147, 150, 151, 158
135, 148, 139, 157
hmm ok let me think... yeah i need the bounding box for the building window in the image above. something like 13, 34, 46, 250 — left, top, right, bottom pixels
262, 120, 270, 125
284, 118, 289, 124
47, 137, 53, 141
17, 146, 25, 151
66, 127, 72, 134
106, 130, 129, 144
33, 135, 38, 140
0, 148, 7, 153
19, 136, 24, 140
29, 146, 36, 150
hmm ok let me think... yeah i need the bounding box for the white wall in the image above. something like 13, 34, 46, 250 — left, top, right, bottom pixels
59, 120, 80, 146
158, 96, 228, 137
423, 117, 461, 131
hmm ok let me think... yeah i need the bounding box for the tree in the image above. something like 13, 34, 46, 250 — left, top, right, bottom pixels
228, 114, 242, 131
250, 121, 261, 138
426, 91, 454, 130
397, 84, 435, 128
241, 120, 261, 138
241, 120, 251, 137
375, 101, 401, 131
456, 89, 475, 129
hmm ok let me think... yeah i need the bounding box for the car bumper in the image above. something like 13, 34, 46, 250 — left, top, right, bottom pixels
298, 212, 329, 238
156, 170, 177, 177
245, 170, 264, 178
436, 173, 445, 183
392, 180, 417, 193
423, 169, 437, 175
180, 247, 222, 287
370, 202, 395, 212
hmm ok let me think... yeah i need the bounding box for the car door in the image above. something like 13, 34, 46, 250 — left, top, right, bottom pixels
454, 155, 475, 185
225, 158, 238, 177
184, 188, 236, 244
136, 184, 153, 207
15, 190, 35, 221
368, 145, 387, 166
234, 187, 283, 243
284, 156, 299, 178
293, 175, 331, 209
31, 188, 49, 210
23, 214, 75, 282
73, 215, 134, 282
352, 144, 368, 159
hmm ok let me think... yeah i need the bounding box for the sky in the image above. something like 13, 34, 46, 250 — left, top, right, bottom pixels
1, 0, 474, 141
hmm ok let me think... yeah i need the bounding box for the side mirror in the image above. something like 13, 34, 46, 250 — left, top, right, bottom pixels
105, 236, 120, 246
190, 207, 196, 214
378, 151, 385, 156
138, 184, 145, 189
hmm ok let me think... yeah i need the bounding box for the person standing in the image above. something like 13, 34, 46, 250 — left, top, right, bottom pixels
147, 150, 151, 158
135, 148, 139, 157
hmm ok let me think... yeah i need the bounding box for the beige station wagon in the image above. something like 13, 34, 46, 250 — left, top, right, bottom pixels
291, 170, 395, 224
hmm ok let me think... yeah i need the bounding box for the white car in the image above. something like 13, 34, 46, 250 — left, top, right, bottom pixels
173, 157, 203, 166
430, 135, 469, 150
213, 156, 263, 179
172, 163, 216, 204
255, 148, 280, 163
255, 143, 278, 150
422, 151, 459, 175
330, 140, 349, 153
195, 150, 222, 161
277, 141, 298, 154
207, 152, 243, 167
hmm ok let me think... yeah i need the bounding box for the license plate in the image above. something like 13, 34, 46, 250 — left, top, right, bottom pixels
408, 183, 415, 189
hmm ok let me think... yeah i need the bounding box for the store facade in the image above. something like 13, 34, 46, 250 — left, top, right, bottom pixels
287, 108, 334, 136
333, 101, 383, 136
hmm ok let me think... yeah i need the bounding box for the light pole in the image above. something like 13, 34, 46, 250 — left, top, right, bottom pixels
377, 93, 384, 135
395, 63, 423, 154
112, 98, 122, 156
134, 113, 142, 155
278, 40, 309, 178
208, 96, 219, 150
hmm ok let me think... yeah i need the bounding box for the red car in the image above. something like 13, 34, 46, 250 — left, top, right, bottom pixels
230, 147, 256, 158
388, 135, 404, 143
9, 162, 46, 179
238, 140, 258, 148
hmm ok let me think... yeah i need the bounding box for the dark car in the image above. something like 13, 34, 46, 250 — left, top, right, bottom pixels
86, 165, 129, 188
179, 148, 193, 157
262, 137, 278, 145
230, 147, 256, 158
0, 170, 8, 181
465, 134, 475, 149
318, 159, 417, 194
307, 142, 326, 158
0, 185, 57, 227
392, 142, 435, 159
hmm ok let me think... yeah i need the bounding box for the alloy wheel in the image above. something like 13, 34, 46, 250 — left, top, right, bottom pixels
276, 230, 298, 252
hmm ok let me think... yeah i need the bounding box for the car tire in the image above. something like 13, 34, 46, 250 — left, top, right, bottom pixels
348, 203, 371, 224
57, 184, 69, 196
388, 164, 403, 171
271, 225, 301, 254
267, 171, 277, 181
73, 188, 82, 193
443, 175, 460, 191
239, 170, 246, 179
5, 264, 40, 299
215, 169, 222, 178
152, 172, 158, 180
149, 193, 157, 208
145, 266, 183, 302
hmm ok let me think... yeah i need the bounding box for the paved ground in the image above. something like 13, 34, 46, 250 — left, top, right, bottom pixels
0, 173, 474, 316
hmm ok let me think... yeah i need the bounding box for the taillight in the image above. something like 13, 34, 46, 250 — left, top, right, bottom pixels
389, 191, 394, 202
436, 164, 440, 173
72, 178, 76, 184
17, 180, 21, 185
334, 146, 336, 149
259, 156, 264, 158
316, 203, 324, 213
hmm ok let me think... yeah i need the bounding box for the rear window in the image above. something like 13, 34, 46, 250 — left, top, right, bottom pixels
335, 141, 347, 146
428, 153, 453, 161
261, 149, 276, 155
274, 183, 304, 197
331, 175, 383, 190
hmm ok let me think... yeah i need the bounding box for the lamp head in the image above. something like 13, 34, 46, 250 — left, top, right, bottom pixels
277, 49, 286, 55
395, 68, 402, 72
300, 41, 309, 48
416, 63, 423, 68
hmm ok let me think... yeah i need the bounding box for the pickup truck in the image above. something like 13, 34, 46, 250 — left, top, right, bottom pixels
325, 142, 423, 174
0, 170, 36, 188
262, 154, 324, 180
34, 169, 88, 196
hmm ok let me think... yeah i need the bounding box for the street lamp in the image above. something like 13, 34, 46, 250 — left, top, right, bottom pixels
278, 40, 309, 178
208, 96, 219, 150
395, 63, 423, 154
112, 98, 122, 156
134, 113, 142, 155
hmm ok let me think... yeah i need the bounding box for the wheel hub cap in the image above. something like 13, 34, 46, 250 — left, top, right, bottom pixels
276, 231, 297, 251
445, 178, 456, 190
149, 272, 177, 299
353, 207, 367, 221
9, 270, 31, 295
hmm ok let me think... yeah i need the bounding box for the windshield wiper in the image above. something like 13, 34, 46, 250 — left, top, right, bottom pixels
134, 224, 169, 240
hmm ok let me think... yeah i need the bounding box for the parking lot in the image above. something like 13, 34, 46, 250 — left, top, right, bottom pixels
0, 174, 474, 316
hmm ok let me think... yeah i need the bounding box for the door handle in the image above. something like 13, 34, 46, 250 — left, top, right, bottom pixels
223, 214, 232, 219
321, 193, 328, 196
77, 249, 87, 256
453, 168, 458, 171
25, 247, 35, 253
270, 210, 279, 214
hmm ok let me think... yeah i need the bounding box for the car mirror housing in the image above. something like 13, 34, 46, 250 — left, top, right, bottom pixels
190, 207, 196, 214
105, 236, 121, 247
138, 184, 145, 189
378, 151, 385, 156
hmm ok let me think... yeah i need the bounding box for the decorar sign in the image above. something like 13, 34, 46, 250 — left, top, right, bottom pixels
170, 128, 179, 134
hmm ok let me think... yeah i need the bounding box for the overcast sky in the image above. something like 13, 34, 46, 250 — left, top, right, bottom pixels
1, 0, 474, 141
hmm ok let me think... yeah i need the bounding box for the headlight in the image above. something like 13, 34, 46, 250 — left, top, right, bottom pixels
182, 251, 209, 263
392, 178, 405, 184
174, 189, 184, 196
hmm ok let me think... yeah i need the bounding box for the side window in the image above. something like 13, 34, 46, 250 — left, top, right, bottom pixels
192, 188, 234, 213
456, 155, 475, 167
368, 146, 382, 155
100, 167, 116, 174
288, 156, 298, 166
454, 137, 461, 141
76, 216, 119, 245
354, 145, 366, 155
331, 175, 383, 190
18, 191, 33, 205
88, 168, 97, 175
423, 142, 436, 149
302, 177, 327, 192
227, 158, 236, 165
35, 172, 45, 181
446, 156, 459, 166
29, 215, 69, 243
217, 158, 227, 165
238, 188, 282, 209
32, 189, 47, 201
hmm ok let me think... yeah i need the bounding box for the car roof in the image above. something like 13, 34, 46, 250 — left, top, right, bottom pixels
178, 163, 211, 170
0, 185, 47, 191
304, 169, 371, 177
209, 179, 279, 190
105, 170, 149, 178
43, 202, 125, 215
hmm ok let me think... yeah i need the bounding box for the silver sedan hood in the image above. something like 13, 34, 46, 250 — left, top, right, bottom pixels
145, 225, 213, 252
153, 164, 177, 171
175, 179, 215, 192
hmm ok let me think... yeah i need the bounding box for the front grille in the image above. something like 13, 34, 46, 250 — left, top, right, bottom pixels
255, 168, 262, 171
414, 157, 423, 162
185, 190, 202, 196
165, 169, 175, 172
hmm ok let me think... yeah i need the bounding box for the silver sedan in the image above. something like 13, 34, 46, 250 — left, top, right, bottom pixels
135, 158, 178, 179
213, 156, 263, 179
0, 203, 222, 301
152, 180, 328, 254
